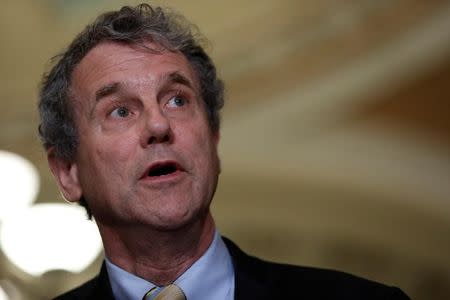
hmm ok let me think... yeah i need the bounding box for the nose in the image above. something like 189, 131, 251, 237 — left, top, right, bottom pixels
140, 107, 172, 147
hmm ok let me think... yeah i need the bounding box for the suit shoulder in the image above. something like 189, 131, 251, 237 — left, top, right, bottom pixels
52, 277, 98, 300
52, 263, 113, 300
255, 257, 409, 299
223, 237, 410, 299
250, 256, 409, 299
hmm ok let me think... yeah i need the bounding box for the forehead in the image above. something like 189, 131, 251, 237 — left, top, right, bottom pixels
70, 41, 199, 100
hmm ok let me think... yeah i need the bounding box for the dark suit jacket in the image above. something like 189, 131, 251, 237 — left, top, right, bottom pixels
54, 238, 410, 299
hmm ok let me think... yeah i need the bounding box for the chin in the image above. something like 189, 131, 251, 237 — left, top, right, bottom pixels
149, 205, 209, 232
147, 216, 194, 232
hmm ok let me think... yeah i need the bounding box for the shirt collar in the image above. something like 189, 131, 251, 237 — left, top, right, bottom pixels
174, 231, 235, 300
105, 231, 234, 300
105, 256, 154, 300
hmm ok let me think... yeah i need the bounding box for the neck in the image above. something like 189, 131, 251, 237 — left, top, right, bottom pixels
98, 212, 216, 285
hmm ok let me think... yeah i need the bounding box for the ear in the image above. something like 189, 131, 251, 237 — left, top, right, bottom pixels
47, 148, 82, 203
212, 130, 221, 174
213, 130, 220, 145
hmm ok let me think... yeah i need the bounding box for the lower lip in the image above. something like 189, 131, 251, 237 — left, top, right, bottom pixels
140, 170, 185, 184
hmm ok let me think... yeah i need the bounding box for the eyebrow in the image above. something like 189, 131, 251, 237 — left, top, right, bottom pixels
95, 82, 121, 102
161, 71, 194, 90
93, 71, 195, 103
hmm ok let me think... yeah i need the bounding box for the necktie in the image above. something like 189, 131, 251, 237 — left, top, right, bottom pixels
143, 284, 186, 300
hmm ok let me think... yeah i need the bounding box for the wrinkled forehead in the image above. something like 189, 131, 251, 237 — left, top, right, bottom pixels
72, 41, 198, 89
68, 41, 201, 111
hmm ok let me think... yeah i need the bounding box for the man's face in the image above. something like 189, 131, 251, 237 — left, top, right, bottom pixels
59, 42, 220, 230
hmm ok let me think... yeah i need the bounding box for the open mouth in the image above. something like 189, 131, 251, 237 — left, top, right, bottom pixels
145, 161, 182, 178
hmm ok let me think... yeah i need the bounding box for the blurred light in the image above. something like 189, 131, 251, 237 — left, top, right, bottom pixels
0, 285, 8, 300
0, 150, 39, 222
0, 203, 102, 276
0, 280, 20, 300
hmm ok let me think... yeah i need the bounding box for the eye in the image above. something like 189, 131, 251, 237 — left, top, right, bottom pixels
167, 95, 186, 108
110, 106, 130, 118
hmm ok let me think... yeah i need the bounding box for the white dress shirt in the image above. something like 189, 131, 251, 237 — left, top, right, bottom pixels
105, 231, 235, 300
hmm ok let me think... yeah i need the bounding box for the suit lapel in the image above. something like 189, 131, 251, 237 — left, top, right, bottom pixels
90, 263, 116, 300
223, 237, 273, 300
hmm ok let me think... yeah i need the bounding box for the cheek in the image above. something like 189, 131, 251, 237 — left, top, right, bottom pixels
177, 123, 208, 151
98, 136, 138, 163
189, 130, 219, 174
80, 133, 139, 177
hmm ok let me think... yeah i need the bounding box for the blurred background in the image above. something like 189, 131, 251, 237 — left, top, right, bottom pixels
0, 0, 449, 299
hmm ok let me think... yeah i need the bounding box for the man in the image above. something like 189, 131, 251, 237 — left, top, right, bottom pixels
38, 4, 410, 300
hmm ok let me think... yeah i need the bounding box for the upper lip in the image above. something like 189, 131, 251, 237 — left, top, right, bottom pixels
140, 160, 185, 179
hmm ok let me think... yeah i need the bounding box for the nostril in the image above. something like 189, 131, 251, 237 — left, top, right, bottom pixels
162, 134, 170, 143
147, 134, 170, 145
